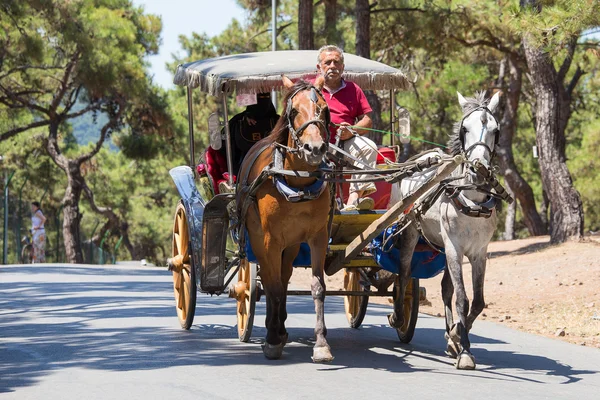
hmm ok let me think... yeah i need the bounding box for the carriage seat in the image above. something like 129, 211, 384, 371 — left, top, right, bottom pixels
201, 146, 235, 195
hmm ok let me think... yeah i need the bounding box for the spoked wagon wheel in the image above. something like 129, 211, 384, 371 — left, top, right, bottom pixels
343, 268, 369, 328
234, 259, 257, 342
395, 277, 420, 343
171, 201, 197, 330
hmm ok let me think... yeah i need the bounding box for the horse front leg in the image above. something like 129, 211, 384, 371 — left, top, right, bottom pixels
466, 253, 486, 332
255, 245, 286, 360
445, 249, 475, 370
308, 227, 334, 363
278, 244, 300, 346
441, 268, 459, 358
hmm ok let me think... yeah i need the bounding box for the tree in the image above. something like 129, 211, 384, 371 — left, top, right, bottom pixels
519, 0, 600, 242
369, 1, 548, 237
0, 0, 172, 262
322, 0, 341, 45
354, 0, 383, 140
298, 0, 315, 49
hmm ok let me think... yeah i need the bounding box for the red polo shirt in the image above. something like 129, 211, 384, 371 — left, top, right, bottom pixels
322, 80, 372, 142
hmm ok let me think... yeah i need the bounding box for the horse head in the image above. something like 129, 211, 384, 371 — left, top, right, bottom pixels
454, 91, 501, 185
281, 75, 330, 166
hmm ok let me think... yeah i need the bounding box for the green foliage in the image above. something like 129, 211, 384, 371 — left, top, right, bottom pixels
2, 0, 600, 264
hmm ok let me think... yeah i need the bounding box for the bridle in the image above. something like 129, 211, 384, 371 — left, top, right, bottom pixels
459, 106, 499, 161
285, 85, 331, 150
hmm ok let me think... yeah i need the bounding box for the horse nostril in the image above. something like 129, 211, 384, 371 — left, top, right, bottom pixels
319, 143, 328, 153
303, 143, 311, 151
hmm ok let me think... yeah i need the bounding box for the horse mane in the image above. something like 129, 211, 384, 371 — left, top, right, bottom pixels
448, 91, 490, 156
263, 79, 315, 146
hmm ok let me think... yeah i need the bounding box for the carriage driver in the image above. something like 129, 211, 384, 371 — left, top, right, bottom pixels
205, 92, 280, 193
316, 45, 377, 211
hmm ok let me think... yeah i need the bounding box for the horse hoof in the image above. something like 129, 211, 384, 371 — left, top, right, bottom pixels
455, 352, 476, 370
387, 313, 404, 329
262, 343, 284, 360
312, 346, 334, 363
279, 332, 289, 347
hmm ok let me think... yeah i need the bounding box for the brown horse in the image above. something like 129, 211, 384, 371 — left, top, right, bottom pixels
236, 76, 333, 362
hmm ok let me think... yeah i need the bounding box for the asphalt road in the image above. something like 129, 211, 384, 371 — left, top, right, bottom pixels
1, 263, 599, 399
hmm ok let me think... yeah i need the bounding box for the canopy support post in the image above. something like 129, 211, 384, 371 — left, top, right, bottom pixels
271, 0, 278, 110
187, 86, 195, 172
390, 89, 396, 147
222, 95, 234, 186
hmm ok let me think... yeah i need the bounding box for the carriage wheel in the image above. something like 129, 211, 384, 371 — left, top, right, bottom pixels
395, 278, 420, 343
235, 259, 257, 342
171, 201, 197, 330
343, 268, 369, 328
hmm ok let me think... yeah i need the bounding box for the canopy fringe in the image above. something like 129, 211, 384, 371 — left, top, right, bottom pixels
174, 65, 410, 95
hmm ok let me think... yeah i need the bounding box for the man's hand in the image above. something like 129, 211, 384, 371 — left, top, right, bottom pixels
337, 122, 355, 141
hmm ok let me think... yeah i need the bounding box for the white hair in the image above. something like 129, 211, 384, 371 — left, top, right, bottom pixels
317, 45, 344, 64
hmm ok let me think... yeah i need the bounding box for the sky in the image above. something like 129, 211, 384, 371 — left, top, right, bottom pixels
132, 0, 247, 89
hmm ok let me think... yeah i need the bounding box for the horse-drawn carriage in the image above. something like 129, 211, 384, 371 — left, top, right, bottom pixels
166, 50, 512, 369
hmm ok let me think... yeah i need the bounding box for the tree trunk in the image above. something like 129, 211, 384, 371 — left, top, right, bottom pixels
323, 0, 340, 45
496, 54, 547, 236
298, 0, 314, 49
355, 0, 383, 142
503, 182, 516, 240
522, 35, 584, 243
62, 164, 84, 263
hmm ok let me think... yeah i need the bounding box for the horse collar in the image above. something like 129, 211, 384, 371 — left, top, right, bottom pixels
272, 147, 328, 203
447, 189, 496, 218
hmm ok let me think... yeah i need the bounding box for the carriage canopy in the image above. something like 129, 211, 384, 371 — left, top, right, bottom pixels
173, 50, 410, 96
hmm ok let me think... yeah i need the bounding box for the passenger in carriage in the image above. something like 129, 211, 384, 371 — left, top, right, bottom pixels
204, 92, 280, 194
316, 44, 377, 211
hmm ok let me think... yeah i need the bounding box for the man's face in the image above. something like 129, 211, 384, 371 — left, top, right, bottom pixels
317, 51, 344, 83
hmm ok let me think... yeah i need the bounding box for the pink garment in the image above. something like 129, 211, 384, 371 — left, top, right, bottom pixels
321, 80, 373, 142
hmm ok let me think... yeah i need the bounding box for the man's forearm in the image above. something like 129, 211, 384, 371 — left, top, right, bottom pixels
354, 114, 373, 135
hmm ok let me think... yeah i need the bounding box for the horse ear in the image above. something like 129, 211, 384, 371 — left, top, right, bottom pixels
457, 92, 468, 109
488, 91, 501, 113
282, 75, 294, 89
314, 75, 325, 90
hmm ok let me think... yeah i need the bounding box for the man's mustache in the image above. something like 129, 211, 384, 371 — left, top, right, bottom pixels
326, 69, 340, 75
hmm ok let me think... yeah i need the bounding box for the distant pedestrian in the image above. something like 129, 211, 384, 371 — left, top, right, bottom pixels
30, 201, 46, 263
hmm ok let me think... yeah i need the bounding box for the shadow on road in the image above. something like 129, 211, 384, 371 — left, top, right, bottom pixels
1, 264, 597, 393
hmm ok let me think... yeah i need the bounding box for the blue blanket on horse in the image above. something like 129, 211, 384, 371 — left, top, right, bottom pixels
371, 224, 446, 279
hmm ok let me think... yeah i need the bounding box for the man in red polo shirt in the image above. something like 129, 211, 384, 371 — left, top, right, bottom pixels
317, 45, 377, 211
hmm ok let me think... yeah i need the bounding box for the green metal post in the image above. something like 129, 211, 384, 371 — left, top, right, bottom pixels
39, 187, 49, 206
3, 171, 16, 264
99, 229, 110, 265
55, 205, 64, 263
16, 177, 29, 260
112, 235, 123, 264
89, 220, 100, 263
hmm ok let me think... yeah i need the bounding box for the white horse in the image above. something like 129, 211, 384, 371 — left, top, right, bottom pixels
388, 91, 502, 369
